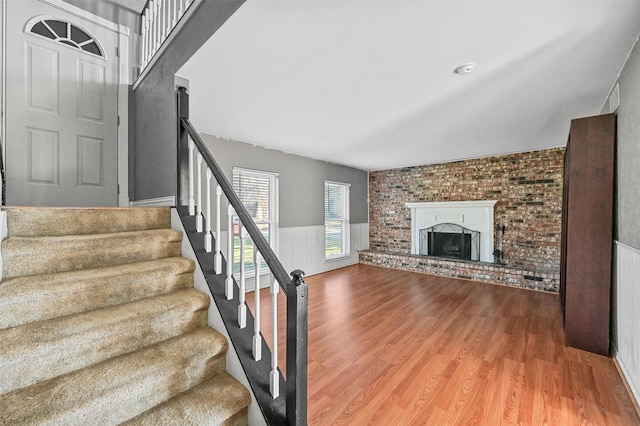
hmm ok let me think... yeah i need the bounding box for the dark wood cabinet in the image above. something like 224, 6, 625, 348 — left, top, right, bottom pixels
560, 113, 615, 356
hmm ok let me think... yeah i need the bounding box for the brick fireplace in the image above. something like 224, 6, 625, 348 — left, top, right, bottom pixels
361, 147, 564, 292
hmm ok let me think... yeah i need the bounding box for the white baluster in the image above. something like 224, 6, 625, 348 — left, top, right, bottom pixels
214, 185, 222, 273
253, 250, 262, 361
152, 0, 158, 56
196, 153, 203, 232
158, 0, 167, 40
204, 168, 212, 252
225, 205, 235, 300
147, 1, 153, 62
155, 0, 161, 54
141, 12, 147, 68
172, 0, 178, 26
178, 0, 184, 17
270, 279, 280, 398
188, 139, 195, 215
162, 0, 168, 40
238, 226, 247, 329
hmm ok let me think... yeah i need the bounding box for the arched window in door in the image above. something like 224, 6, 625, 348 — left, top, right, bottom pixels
27, 18, 104, 58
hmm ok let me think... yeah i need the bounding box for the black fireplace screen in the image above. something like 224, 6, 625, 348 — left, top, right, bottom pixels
419, 223, 480, 261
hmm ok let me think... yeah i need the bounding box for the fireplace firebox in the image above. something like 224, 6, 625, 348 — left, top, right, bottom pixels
419, 223, 480, 261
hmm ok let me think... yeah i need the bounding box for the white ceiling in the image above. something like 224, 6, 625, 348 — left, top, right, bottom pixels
179, 0, 640, 171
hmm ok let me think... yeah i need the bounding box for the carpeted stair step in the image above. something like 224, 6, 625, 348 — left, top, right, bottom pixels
0, 328, 230, 425
5, 207, 171, 237
0, 288, 210, 395
123, 372, 251, 425
1, 229, 183, 279
0, 257, 196, 329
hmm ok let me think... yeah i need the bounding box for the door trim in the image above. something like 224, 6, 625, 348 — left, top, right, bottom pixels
0, 0, 130, 206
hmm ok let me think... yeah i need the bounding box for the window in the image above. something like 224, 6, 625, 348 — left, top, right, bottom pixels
28, 19, 104, 57
325, 181, 350, 260
233, 168, 279, 275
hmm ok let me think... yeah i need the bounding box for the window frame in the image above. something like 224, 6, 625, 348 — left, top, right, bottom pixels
232, 167, 280, 277
324, 180, 350, 261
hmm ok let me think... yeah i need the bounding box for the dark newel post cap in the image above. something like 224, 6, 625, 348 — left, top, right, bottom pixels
290, 269, 306, 285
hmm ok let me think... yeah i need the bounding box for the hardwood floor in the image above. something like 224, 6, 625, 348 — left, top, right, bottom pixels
247, 264, 640, 425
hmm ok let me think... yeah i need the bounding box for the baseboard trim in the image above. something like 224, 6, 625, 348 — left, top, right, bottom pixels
130, 196, 176, 207
613, 352, 640, 420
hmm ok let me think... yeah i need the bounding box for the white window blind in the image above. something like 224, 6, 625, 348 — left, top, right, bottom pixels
325, 181, 350, 260
233, 168, 279, 275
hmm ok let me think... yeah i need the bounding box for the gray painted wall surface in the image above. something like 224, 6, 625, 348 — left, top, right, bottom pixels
201, 134, 369, 227
615, 38, 640, 249
132, 0, 245, 201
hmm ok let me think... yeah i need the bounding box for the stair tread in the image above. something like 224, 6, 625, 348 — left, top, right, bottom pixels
0, 288, 210, 395
123, 372, 251, 426
2, 229, 183, 279
5, 207, 171, 237
0, 257, 196, 329
0, 328, 229, 425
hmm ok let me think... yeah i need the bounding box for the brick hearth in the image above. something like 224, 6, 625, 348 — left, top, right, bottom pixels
359, 249, 559, 292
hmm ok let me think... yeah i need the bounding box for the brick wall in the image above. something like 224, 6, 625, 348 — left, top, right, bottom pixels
368, 147, 565, 276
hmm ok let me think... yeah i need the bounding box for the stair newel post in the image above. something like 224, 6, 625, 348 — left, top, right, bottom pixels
238, 225, 247, 329
195, 153, 203, 232
204, 168, 212, 252
225, 204, 235, 300
287, 269, 308, 426
214, 185, 222, 273
253, 249, 262, 362
270, 278, 280, 399
176, 86, 191, 210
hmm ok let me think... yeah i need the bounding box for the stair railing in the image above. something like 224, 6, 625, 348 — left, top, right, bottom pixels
176, 86, 308, 425
140, 0, 196, 73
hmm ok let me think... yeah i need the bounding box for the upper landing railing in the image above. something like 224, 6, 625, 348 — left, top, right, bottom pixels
177, 87, 308, 425
140, 0, 194, 72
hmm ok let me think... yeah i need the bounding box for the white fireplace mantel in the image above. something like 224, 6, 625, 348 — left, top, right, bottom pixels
405, 200, 497, 262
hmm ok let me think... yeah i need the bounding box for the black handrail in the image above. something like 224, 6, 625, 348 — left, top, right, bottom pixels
177, 86, 307, 425
180, 117, 291, 294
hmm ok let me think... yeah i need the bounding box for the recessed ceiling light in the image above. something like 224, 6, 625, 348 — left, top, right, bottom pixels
454, 63, 475, 76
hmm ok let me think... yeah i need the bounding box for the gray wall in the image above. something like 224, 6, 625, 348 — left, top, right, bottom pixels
201, 134, 369, 227
602, 36, 640, 405
132, 0, 245, 201
614, 39, 640, 248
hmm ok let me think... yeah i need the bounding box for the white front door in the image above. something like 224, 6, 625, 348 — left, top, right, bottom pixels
4, 0, 119, 206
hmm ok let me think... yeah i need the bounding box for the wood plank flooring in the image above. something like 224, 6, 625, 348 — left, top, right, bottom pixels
247, 264, 639, 425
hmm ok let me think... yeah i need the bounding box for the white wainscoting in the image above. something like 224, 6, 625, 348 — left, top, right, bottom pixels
218, 223, 369, 289
614, 241, 640, 405
279, 223, 369, 277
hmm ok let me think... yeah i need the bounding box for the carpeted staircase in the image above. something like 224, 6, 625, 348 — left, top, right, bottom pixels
0, 207, 251, 425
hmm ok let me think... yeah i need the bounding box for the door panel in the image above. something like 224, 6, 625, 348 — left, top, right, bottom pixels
78, 61, 105, 122
27, 128, 58, 183
26, 43, 60, 113
77, 136, 103, 186
5, 0, 119, 207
